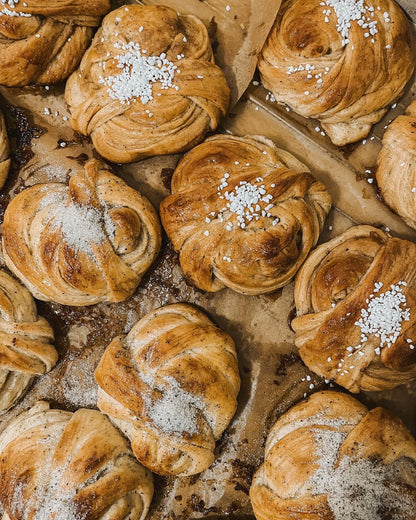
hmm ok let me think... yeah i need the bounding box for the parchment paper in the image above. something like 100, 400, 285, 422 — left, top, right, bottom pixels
398, 1, 416, 22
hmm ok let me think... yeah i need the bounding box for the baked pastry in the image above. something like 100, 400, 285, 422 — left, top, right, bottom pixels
0, 269, 56, 413
2, 159, 161, 306
65, 5, 230, 163
0, 401, 153, 520
95, 303, 240, 476
376, 101, 416, 230
292, 225, 416, 393
0, 107, 10, 190
258, 0, 415, 146
160, 134, 331, 295
250, 390, 416, 520
0, 0, 110, 87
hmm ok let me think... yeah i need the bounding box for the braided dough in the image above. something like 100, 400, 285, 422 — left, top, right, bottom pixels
0, 401, 153, 520
376, 100, 416, 230
0, 0, 110, 86
160, 134, 331, 294
2, 159, 161, 306
65, 5, 230, 163
0, 269, 56, 413
250, 391, 416, 520
292, 225, 416, 392
0, 107, 10, 190
258, 0, 415, 146
95, 303, 240, 476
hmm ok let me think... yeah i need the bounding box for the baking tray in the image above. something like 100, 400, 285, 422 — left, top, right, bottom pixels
0, 0, 416, 519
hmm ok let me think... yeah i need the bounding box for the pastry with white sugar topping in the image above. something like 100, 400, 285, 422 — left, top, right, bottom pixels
65, 4, 230, 163
0, 0, 110, 86
160, 134, 331, 295
95, 303, 240, 476
0, 401, 153, 520
250, 391, 416, 520
2, 159, 161, 306
258, 0, 415, 146
292, 225, 416, 392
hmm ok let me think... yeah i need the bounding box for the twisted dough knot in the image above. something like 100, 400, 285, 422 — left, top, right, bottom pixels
0, 0, 110, 86
0, 401, 153, 520
258, 0, 415, 146
250, 391, 416, 520
0, 106, 10, 190
160, 134, 331, 295
95, 304, 240, 476
0, 269, 56, 413
292, 225, 416, 393
376, 101, 416, 230
65, 5, 230, 163
2, 159, 161, 306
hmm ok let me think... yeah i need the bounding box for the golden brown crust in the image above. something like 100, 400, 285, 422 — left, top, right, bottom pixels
0, 107, 10, 190
65, 5, 230, 163
0, 269, 56, 413
292, 225, 416, 392
376, 101, 416, 230
160, 134, 331, 294
0, 0, 110, 86
258, 0, 415, 146
95, 303, 240, 476
0, 401, 153, 520
250, 391, 416, 520
2, 159, 161, 306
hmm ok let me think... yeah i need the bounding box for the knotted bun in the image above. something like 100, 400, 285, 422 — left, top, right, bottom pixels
95, 304, 240, 476
2, 159, 161, 306
0, 0, 110, 86
258, 0, 415, 145
65, 5, 230, 163
160, 134, 331, 294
